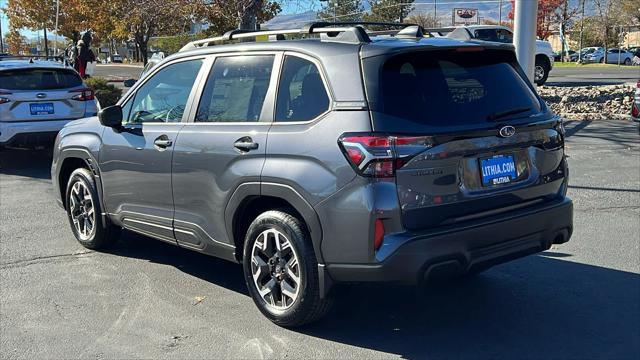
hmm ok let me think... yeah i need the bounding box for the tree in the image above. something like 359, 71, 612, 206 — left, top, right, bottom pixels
201, 0, 281, 34
405, 13, 438, 29
555, 0, 579, 60
619, 0, 640, 26
5, 27, 29, 54
363, 0, 414, 23
317, 0, 364, 22
508, 0, 564, 39
593, 0, 623, 62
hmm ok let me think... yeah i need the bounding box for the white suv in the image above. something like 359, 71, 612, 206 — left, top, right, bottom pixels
0, 59, 99, 149
441, 25, 555, 85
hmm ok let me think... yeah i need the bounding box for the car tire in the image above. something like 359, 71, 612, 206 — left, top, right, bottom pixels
624, 58, 631, 66
243, 210, 333, 327
65, 168, 120, 249
534, 58, 550, 86
600, 57, 605, 64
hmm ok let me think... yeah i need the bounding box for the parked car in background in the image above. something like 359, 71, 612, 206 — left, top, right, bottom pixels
52, 22, 573, 327
0, 58, 99, 149
583, 48, 634, 65
443, 25, 555, 85
554, 50, 578, 62
110, 54, 123, 63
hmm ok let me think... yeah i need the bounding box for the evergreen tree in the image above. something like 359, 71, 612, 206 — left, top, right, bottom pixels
317, 0, 365, 22
364, 0, 415, 23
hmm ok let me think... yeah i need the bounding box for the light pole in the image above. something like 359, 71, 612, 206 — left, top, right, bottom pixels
499, 0, 503, 25
54, 0, 60, 56
513, 0, 538, 83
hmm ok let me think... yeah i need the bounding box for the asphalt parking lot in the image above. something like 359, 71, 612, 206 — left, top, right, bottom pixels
1, 120, 638, 359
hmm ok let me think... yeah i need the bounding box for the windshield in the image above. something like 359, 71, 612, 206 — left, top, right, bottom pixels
363, 49, 543, 133
0, 68, 82, 90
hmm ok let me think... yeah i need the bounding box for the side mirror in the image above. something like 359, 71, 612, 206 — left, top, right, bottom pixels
123, 79, 136, 88
98, 105, 123, 128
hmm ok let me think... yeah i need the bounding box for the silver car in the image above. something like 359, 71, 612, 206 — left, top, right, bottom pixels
0, 59, 99, 148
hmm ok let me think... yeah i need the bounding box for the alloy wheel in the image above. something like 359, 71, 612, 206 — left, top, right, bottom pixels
534, 65, 545, 81
69, 180, 96, 241
251, 228, 301, 311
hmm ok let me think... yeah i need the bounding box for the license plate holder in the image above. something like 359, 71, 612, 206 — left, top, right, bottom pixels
30, 103, 54, 115
480, 154, 517, 186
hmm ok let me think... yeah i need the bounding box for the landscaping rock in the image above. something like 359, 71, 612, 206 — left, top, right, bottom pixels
538, 84, 635, 120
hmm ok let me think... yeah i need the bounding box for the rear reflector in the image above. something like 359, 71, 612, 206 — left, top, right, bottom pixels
374, 219, 385, 251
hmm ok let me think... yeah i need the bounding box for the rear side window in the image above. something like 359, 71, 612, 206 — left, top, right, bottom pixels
364, 49, 543, 133
275, 56, 330, 122
196, 55, 274, 122
0, 68, 82, 90
474, 29, 513, 43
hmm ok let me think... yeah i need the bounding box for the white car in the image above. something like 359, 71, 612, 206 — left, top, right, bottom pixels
440, 25, 555, 85
0, 58, 100, 149
632, 80, 640, 123
584, 48, 634, 65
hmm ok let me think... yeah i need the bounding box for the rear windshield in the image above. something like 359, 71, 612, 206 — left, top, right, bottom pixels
0, 68, 82, 90
364, 49, 543, 133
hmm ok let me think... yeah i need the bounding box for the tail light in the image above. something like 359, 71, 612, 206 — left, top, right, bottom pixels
70, 88, 94, 101
633, 102, 640, 118
0, 91, 11, 105
338, 133, 434, 177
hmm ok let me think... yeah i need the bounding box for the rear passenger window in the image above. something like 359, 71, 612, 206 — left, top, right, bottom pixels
195, 56, 274, 122
276, 56, 330, 122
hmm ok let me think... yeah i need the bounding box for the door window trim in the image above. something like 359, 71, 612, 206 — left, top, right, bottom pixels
117, 55, 208, 126
271, 51, 334, 126
183, 51, 282, 126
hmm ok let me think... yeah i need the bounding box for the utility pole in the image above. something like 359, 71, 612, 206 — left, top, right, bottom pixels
0, 15, 4, 53
513, 0, 538, 83
499, 0, 503, 25
578, 0, 586, 62
434, 0, 437, 27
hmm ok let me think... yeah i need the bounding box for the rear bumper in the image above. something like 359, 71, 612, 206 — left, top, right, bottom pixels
326, 197, 573, 284
0, 120, 70, 147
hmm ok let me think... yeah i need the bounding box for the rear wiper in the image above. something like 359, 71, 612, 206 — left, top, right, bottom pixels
487, 107, 532, 121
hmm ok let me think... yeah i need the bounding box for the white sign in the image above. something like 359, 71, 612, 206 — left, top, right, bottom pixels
453, 8, 479, 25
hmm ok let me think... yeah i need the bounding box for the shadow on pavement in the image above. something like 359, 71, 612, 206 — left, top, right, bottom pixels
111, 231, 639, 359
565, 119, 639, 148
0, 148, 53, 179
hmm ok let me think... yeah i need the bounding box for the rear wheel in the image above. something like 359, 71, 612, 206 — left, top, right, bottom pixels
65, 168, 120, 249
243, 210, 333, 327
534, 58, 550, 86
624, 58, 632, 66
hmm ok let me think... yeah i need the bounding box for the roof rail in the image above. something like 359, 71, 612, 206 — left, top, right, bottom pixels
179, 21, 425, 52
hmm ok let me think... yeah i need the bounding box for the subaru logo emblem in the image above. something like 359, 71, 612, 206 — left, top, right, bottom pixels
499, 126, 516, 138
36, 93, 47, 99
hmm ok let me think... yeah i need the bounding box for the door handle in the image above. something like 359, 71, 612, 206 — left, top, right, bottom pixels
154, 136, 173, 148
234, 137, 259, 152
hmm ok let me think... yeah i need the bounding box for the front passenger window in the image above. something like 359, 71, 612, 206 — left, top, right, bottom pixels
127, 59, 202, 124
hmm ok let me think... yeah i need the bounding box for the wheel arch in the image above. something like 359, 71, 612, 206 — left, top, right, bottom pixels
225, 182, 324, 264
57, 148, 103, 211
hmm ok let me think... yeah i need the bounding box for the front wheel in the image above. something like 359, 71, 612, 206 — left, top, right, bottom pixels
243, 210, 333, 327
65, 168, 120, 249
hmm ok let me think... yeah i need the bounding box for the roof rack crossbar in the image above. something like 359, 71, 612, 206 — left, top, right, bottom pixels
180, 21, 424, 52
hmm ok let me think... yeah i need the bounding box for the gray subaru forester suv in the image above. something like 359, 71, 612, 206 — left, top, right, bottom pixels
52, 23, 573, 327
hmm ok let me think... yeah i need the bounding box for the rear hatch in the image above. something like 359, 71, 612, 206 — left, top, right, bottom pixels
361, 47, 567, 230
0, 67, 88, 122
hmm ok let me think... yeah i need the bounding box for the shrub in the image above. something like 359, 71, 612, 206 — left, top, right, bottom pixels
84, 77, 122, 107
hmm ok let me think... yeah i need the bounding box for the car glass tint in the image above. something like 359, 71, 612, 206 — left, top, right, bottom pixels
364, 49, 542, 133
275, 56, 330, 122
128, 59, 202, 124
195, 55, 274, 122
0, 68, 82, 90
473, 29, 513, 43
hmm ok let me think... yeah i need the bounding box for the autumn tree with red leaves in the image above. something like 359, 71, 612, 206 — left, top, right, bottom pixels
508, 0, 565, 39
